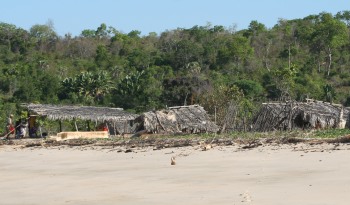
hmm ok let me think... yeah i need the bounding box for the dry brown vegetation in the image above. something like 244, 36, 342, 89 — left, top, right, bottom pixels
2, 131, 350, 153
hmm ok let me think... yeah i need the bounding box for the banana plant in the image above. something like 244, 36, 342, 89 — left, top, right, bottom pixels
62, 71, 113, 104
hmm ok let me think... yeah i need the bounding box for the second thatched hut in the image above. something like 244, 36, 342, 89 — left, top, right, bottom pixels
133, 105, 219, 134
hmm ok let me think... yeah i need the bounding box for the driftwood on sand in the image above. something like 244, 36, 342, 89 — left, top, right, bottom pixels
133, 105, 219, 134
252, 99, 349, 132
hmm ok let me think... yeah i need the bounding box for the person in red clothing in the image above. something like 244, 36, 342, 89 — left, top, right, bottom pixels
97, 121, 109, 132
5, 114, 15, 139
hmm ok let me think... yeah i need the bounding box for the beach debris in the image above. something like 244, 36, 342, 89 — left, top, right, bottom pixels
241, 140, 262, 149
125, 149, 133, 153
199, 141, 213, 151
202, 144, 212, 151
165, 151, 174, 154
171, 156, 176, 165
177, 151, 191, 157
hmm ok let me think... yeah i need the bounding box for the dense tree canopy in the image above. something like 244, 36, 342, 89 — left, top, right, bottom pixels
1, 11, 350, 132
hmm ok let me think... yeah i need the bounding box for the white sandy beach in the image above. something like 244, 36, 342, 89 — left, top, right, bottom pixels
1, 143, 350, 205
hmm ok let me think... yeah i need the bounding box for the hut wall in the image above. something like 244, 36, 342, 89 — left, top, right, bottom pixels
134, 105, 219, 134
108, 121, 136, 135
252, 101, 349, 131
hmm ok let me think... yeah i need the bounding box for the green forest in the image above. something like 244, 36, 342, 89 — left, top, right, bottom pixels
1, 11, 350, 133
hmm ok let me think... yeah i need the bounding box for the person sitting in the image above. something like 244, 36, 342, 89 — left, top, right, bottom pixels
29, 126, 38, 138
16, 120, 28, 139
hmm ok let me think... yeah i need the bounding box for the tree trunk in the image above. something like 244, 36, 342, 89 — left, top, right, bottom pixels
318, 59, 322, 73
39, 126, 43, 138
183, 92, 189, 106
264, 41, 271, 71
220, 123, 227, 134
287, 102, 293, 130
288, 45, 291, 69
327, 47, 332, 76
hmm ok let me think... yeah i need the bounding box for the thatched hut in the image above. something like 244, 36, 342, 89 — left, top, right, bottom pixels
26, 104, 138, 135
134, 105, 219, 134
252, 100, 349, 132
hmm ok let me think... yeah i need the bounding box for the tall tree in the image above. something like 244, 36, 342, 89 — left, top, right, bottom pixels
311, 12, 348, 76
29, 21, 58, 53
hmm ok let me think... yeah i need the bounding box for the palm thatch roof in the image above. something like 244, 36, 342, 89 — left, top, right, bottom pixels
134, 105, 219, 134
252, 100, 349, 131
26, 104, 138, 122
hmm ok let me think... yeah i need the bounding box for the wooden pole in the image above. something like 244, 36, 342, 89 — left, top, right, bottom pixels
74, 119, 78, 131
59, 120, 62, 132
113, 121, 117, 136
86, 121, 91, 131
214, 106, 217, 124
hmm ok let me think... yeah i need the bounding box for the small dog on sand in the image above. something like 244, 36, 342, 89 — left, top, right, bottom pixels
171, 157, 176, 165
